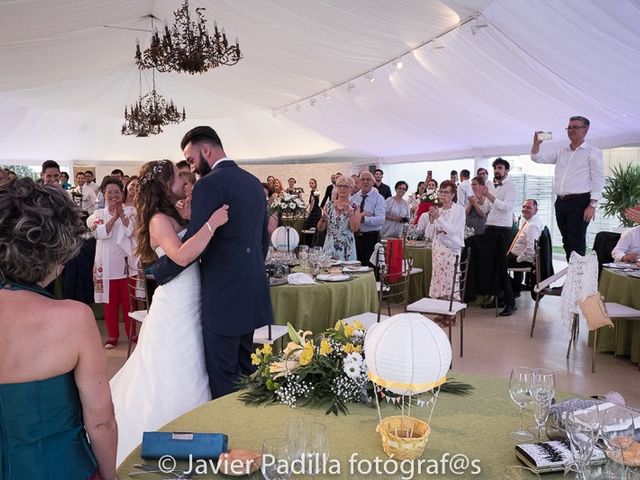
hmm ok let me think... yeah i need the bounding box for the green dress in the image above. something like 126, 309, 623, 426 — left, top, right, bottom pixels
0, 282, 98, 479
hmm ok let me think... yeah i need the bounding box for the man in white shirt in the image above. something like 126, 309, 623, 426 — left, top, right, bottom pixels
478, 158, 518, 315
530, 115, 605, 260
351, 171, 386, 267
84, 170, 100, 194
508, 199, 544, 297
457, 169, 473, 207
611, 226, 640, 263
69, 171, 97, 215
476, 167, 496, 194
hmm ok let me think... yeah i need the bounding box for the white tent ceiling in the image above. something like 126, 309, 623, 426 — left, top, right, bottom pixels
1, 0, 639, 165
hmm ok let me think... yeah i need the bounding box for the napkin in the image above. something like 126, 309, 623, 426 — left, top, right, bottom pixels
287, 272, 316, 285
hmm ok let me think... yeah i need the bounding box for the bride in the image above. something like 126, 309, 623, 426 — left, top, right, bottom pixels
109, 159, 228, 465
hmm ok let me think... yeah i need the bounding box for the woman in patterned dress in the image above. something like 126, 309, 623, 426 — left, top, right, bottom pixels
316, 176, 362, 260
420, 180, 466, 325
381, 181, 410, 238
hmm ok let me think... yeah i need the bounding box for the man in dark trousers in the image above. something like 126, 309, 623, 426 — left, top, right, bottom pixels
152, 126, 273, 399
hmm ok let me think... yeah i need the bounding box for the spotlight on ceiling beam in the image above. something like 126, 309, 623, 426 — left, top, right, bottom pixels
365, 72, 375, 83
395, 59, 403, 70
471, 22, 488, 36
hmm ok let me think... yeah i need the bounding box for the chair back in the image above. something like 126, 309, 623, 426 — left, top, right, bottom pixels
377, 260, 412, 321
124, 257, 149, 314
447, 247, 470, 311
592, 231, 621, 279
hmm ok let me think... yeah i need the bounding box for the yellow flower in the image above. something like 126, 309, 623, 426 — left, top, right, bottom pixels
342, 343, 362, 354
353, 320, 364, 330
334, 320, 345, 331
344, 324, 355, 337
261, 344, 273, 355
251, 353, 261, 366
299, 342, 314, 366
319, 339, 333, 356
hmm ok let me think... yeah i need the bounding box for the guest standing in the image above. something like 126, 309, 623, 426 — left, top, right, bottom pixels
409, 181, 426, 217
0, 178, 116, 480
373, 168, 392, 199
530, 115, 605, 260
123, 175, 139, 208
305, 178, 322, 229
351, 171, 385, 266
420, 180, 465, 325
268, 178, 284, 205
320, 173, 339, 208
381, 181, 410, 239
465, 176, 490, 235
88, 176, 135, 349
316, 176, 360, 260
414, 179, 438, 225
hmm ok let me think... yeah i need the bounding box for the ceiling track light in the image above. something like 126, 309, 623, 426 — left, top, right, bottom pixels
309, 98, 317, 106
395, 59, 404, 70
324, 92, 331, 100
471, 22, 488, 36
346, 82, 356, 92
365, 72, 375, 83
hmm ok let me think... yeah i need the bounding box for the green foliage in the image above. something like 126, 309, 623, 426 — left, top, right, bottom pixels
602, 163, 640, 227
1, 164, 39, 180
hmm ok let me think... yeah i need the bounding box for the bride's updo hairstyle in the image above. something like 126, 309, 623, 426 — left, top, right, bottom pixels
135, 160, 187, 264
0, 178, 85, 284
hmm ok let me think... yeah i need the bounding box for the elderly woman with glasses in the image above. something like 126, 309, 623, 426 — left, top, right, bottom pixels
381, 180, 410, 239
316, 176, 361, 260
417, 180, 466, 325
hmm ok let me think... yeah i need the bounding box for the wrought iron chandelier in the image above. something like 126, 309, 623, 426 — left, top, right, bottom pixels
134, 0, 242, 75
121, 73, 186, 137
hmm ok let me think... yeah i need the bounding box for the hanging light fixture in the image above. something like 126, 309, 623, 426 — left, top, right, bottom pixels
135, 0, 242, 75
122, 71, 186, 137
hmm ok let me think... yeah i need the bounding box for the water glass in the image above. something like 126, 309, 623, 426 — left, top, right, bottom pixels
509, 366, 534, 442
298, 246, 309, 272
305, 422, 329, 474
261, 438, 291, 480
286, 416, 307, 462
566, 411, 599, 479
601, 408, 636, 479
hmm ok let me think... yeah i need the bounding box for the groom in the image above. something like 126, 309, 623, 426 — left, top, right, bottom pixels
152, 126, 273, 399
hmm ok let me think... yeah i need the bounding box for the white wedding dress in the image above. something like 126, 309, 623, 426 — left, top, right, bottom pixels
110, 233, 211, 466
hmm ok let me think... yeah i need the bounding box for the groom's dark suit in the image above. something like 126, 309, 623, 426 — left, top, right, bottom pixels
152, 159, 273, 399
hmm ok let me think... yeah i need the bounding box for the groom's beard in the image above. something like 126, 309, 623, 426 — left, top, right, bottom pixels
197, 152, 212, 177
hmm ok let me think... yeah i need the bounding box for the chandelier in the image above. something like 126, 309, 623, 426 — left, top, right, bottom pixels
134, 0, 242, 75
121, 73, 186, 137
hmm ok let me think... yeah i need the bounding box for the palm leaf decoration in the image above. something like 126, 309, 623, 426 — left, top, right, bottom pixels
601, 163, 640, 227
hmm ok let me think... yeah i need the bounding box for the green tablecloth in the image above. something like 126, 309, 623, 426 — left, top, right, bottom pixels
593, 268, 640, 364
117, 372, 571, 479
405, 246, 432, 302
270, 272, 378, 333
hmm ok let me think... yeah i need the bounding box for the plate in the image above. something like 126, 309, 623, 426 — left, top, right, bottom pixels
342, 260, 361, 266
343, 266, 371, 273
270, 226, 300, 252
317, 273, 351, 282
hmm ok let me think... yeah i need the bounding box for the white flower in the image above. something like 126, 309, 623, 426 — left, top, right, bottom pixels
344, 362, 361, 380
343, 352, 365, 379
288, 202, 296, 209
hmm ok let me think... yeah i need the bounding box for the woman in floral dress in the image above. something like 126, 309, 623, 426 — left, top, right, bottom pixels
316, 176, 361, 260
420, 180, 465, 325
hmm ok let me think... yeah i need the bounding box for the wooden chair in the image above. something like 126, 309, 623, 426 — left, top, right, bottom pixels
125, 260, 149, 358
406, 248, 470, 357
344, 262, 412, 330
530, 238, 566, 337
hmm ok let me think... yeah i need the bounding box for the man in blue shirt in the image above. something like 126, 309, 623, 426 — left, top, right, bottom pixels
351, 171, 386, 267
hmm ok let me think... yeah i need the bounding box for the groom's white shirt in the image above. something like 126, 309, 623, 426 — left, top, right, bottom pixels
212, 156, 233, 169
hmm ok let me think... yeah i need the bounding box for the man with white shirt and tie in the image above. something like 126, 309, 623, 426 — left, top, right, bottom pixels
531, 115, 605, 260
508, 199, 544, 297
351, 171, 386, 267
478, 158, 518, 316
69, 171, 97, 215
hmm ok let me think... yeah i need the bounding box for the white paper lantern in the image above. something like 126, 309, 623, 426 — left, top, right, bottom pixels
270, 226, 300, 251
365, 313, 452, 395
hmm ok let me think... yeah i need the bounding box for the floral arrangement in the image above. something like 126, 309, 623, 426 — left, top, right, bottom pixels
270, 193, 306, 216
420, 191, 437, 204
239, 321, 473, 415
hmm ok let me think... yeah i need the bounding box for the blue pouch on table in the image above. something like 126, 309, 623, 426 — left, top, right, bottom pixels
141, 432, 228, 460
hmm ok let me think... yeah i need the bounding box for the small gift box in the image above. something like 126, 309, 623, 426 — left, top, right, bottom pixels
141, 432, 228, 460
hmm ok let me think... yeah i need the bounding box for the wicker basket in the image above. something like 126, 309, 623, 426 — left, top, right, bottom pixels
377, 415, 431, 460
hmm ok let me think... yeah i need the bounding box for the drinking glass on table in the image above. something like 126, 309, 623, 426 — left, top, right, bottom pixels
509, 366, 534, 442
261, 437, 291, 480
529, 368, 555, 440
566, 410, 599, 479
298, 245, 309, 272
305, 421, 329, 474
601, 408, 636, 480
286, 416, 307, 462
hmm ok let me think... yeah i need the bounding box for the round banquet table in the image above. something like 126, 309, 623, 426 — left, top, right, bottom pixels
592, 268, 640, 364
270, 272, 378, 333
405, 245, 432, 302
116, 372, 573, 479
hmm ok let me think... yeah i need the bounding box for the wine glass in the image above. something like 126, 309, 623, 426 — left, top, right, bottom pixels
261, 437, 291, 480
509, 366, 534, 442
529, 369, 555, 439
566, 410, 599, 479
298, 245, 309, 272
286, 416, 307, 462
601, 408, 636, 480
305, 422, 329, 474
502, 466, 540, 479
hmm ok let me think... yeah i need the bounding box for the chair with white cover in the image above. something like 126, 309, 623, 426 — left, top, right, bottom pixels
406, 248, 470, 357
125, 259, 149, 358
344, 262, 412, 330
